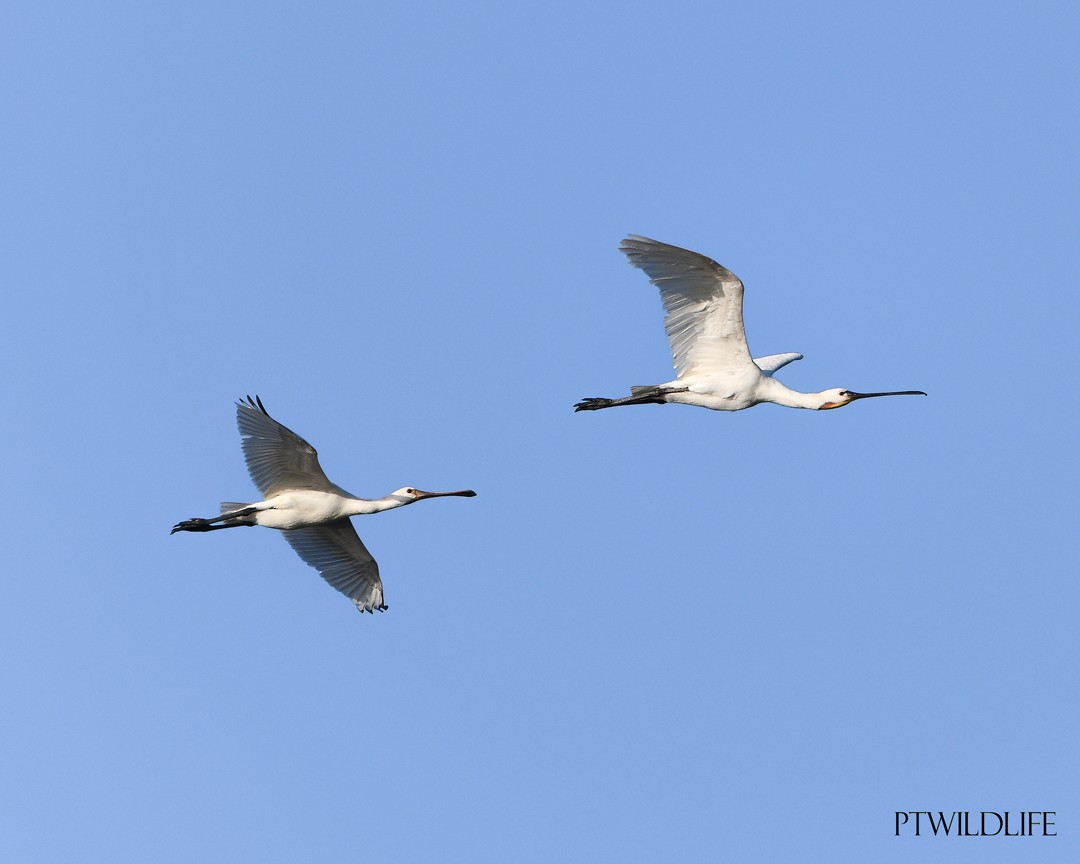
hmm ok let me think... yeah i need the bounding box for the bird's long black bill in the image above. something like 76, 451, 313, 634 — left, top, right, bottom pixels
848, 390, 927, 401
417, 489, 477, 499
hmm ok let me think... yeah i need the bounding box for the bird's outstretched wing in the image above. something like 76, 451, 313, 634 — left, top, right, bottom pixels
753, 352, 803, 376
282, 519, 387, 613
236, 396, 335, 497
620, 235, 755, 380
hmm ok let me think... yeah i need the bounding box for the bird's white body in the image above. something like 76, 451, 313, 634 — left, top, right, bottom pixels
242, 488, 408, 530
660, 371, 831, 412
575, 236, 924, 414
173, 397, 475, 614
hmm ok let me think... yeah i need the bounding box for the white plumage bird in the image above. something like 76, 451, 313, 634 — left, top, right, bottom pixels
575, 235, 925, 413
172, 396, 476, 614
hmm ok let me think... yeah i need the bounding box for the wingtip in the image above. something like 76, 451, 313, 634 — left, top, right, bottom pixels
236, 394, 269, 415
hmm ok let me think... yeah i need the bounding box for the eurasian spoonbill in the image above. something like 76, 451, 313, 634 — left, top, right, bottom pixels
171, 396, 476, 614
575, 236, 925, 413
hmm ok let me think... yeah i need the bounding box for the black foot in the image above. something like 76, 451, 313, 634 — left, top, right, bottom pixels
171, 518, 212, 534
574, 397, 613, 412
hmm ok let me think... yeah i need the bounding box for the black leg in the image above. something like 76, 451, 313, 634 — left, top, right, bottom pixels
171, 508, 258, 535
171, 519, 246, 534
574, 394, 666, 411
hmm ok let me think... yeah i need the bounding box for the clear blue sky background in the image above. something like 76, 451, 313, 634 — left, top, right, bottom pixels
1, 2, 1076, 861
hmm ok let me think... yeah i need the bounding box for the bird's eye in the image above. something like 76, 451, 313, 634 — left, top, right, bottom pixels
407, 488, 416, 495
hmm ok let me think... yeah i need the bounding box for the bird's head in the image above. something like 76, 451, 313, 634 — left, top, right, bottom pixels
390, 487, 478, 506
818, 388, 927, 410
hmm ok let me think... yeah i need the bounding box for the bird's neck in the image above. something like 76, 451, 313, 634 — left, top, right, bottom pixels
759, 377, 828, 410
342, 495, 407, 516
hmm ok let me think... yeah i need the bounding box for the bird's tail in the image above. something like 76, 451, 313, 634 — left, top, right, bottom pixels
220, 502, 257, 525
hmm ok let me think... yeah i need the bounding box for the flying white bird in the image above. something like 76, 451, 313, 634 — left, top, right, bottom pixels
172, 396, 476, 614
575, 236, 926, 413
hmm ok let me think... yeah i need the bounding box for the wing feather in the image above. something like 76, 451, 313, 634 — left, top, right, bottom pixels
236, 396, 334, 497
753, 352, 803, 376
282, 520, 386, 613
620, 235, 755, 379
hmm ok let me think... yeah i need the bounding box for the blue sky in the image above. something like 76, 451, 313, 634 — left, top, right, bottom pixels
1, 1, 1076, 861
